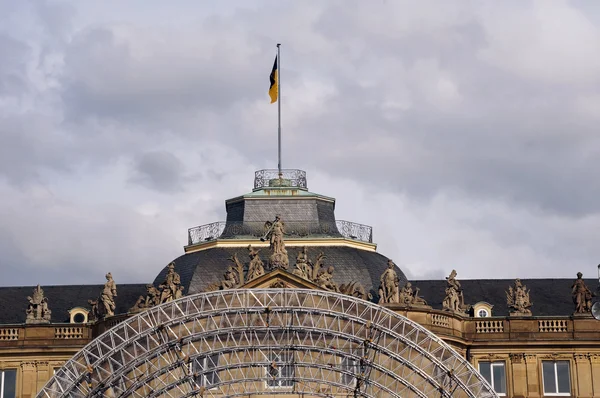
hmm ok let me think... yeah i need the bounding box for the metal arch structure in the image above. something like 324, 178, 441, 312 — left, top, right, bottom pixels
38, 289, 498, 398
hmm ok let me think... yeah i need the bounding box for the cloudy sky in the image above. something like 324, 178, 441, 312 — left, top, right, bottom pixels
1, 0, 599, 286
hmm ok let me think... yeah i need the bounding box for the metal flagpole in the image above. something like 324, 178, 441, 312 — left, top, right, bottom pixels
277, 43, 282, 178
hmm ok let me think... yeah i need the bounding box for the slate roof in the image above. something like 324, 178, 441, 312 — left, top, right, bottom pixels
0, 284, 147, 324
411, 278, 600, 317
153, 245, 407, 297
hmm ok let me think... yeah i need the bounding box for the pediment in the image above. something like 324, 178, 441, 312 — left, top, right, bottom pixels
241, 269, 324, 290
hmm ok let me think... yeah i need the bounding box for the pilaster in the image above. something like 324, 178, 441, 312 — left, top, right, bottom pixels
524, 354, 540, 397
20, 361, 37, 398
510, 353, 527, 398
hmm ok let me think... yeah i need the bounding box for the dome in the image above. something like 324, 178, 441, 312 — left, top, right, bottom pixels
153, 169, 407, 300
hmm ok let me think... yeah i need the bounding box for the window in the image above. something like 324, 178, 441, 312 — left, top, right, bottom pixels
192, 354, 220, 389
542, 361, 570, 396
477, 309, 489, 318
0, 369, 16, 398
479, 362, 506, 396
341, 357, 359, 387
266, 350, 294, 388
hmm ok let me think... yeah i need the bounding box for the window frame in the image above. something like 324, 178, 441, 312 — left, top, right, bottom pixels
541, 360, 571, 396
0, 369, 17, 398
478, 361, 507, 396
477, 309, 489, 318
266, 350, 294, 389
191, 353, 221, 389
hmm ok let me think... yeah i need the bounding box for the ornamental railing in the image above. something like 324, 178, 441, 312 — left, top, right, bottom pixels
254, 169, 307, 190
188, 220, 373, 245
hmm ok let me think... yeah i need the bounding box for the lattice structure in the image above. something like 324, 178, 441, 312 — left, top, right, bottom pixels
38, 289, 497, 398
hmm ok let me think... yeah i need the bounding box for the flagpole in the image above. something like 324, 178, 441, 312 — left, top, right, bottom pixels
277, 43, 282, 178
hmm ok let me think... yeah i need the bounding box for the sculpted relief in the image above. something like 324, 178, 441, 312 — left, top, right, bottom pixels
506, 278, 532, 316
26, 285, 51, 324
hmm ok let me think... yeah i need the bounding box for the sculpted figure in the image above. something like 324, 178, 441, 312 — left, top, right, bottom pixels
101, 273, 117, 317
442, 270, 468, 314
317, 266, 339, 292
379, 259, 399, 304
572, 272, 593, 314
506, 278, 532, 316
221, 267, 238, 290
88, 299, 100, 321
159, 262, 182, 303
263, 215, 289, 269
25, 285, 51, 324
398, 282, 428, 307
130, 284, 161, 313
339, 281, 370, 301
292, 247, 311, 279
246, 245, 265, 282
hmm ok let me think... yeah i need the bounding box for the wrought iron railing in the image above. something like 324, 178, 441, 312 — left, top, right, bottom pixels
254, 169, 307, 190
188, 220, 373, 245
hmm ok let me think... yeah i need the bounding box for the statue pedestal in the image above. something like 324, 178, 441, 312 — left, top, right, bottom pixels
510, 312, 532, 317
25, 319, 50, 325
573, 312, 594, 318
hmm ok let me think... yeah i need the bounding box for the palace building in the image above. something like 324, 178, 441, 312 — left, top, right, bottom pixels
0, 169, 599, 398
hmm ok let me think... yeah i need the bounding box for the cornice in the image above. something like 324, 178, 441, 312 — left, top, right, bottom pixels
184, 237, 377, 254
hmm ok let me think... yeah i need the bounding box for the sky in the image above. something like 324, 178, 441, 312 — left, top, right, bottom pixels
0, 0, 599, 286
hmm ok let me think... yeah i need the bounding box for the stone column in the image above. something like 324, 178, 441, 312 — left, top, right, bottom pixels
510, 353, 527, 398
574, 354, 592, 397
591, 354, 600, 397
20, 362, 37, 398
35, 361, 50, 396
524, 354, 540, 397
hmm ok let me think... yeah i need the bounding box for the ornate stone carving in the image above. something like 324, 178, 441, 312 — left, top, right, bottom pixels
339, 281, 370, 301
270, 281, 287, 289
506, 278, 533, 316
246, 245, 265, 282
263, 215, 289, 270
25, 285, 51, 324
574, 353, 590, 362
158, 262, 183, 304
398, 282, 429, 308
316, 266, 339, 292
129, 284, 161, 313
509, 353, 524, 364
378, 259, 400, 304
572, 272, 594, 314
292, 246, 311, 279
442, 270, 470, 315
221, 266, 239, 290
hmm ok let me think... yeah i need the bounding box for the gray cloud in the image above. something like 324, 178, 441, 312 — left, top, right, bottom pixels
0, 1, 599, 286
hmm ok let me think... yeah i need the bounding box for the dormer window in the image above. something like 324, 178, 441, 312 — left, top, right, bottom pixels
473, 302, 493, 317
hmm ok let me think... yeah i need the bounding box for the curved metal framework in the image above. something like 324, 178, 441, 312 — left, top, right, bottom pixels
38, 289, 497, 398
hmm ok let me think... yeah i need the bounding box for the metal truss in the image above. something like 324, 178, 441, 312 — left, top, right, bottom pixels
38, 289, 498, 398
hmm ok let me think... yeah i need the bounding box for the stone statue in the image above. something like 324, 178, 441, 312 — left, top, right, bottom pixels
442, 270, 469, 314
378, 259, 399, 304
506, 278, 532, 316
88, 299, 99, 321
316, 266, 339, 292
25, 285, 51, 324
246, 245, 265, 282
159, 262, 182, 304
263, 215, 289, 270
292, 246, 311, 279
130, 284, 161, 313
100, 273, 117, 317
221, 266, 238, 290
572, 272, 593, 314
339, 281, 370, 301
398, 282, 428, 308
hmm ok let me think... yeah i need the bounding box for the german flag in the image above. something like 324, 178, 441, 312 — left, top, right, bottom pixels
269, 56, 278, 103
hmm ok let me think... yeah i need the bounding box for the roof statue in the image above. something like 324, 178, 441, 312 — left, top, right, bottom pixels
398, 282, 429, 309
506, 278, 532, 316
25, 284, 51, 324
92, 272, 118, 319
263, 215, 289, 270
572, 271, 594, 315
158, 262, 182, 304
378, 259, 400, 304
246, 245, 265, 282
292, 246, 311, 279
442, 269, 470, 315
129, 284, 161, 313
